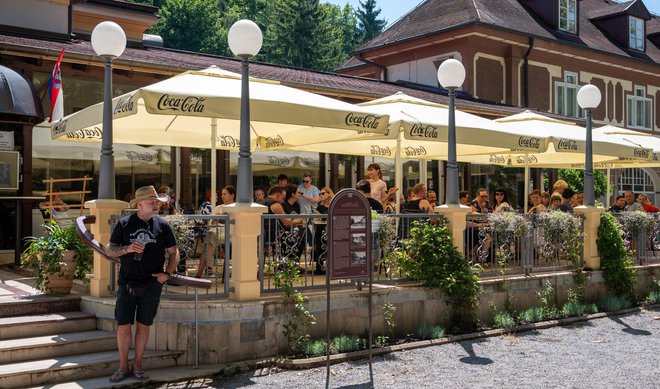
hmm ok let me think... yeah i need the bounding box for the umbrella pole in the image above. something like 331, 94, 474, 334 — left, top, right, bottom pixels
524, 154, 529, 212
395, 136, 402, 211
211, 118, 217, 208
606, 167, 611, 208
176, 147, 181, 209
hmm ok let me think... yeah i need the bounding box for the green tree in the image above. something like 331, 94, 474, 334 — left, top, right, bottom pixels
263, 0, 334, 70
321, 4, 361, 69
356, 0, 387, 43
558, 169, 609, 198
150, 0, 222, 54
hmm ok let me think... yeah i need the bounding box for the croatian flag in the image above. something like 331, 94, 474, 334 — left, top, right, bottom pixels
48, 49, 65, 123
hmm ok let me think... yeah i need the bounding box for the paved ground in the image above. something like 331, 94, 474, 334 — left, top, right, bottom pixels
156, 307, 660, 389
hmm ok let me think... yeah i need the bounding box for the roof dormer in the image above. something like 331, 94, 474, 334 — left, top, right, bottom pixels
588, 0, 652, 52
519, 0, 581, 35
647, 17, 660, 48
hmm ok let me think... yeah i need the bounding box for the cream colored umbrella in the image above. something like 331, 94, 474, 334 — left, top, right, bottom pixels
43, 65, 389, 205
263, 92, 550, 208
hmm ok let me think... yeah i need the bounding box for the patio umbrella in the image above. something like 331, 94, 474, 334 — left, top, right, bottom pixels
43, 65, 389, 205
262, 92, 550, 208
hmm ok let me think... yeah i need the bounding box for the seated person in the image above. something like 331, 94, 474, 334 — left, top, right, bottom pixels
356, 180, 384, 212
608, 195, 626, 213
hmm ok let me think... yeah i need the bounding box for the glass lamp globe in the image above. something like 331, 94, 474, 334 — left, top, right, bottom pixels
228, 19, 263, 57
91, 21, 126, 58
437, 59, 466, 89
577, 84, 601, 109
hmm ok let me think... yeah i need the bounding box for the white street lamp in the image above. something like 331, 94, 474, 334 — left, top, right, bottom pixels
577, 84, 602, 207
228, 19, 263, 204
91, 21, 126, 199
437, 59, 466, 205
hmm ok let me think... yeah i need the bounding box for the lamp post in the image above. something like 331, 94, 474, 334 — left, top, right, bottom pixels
228, 19, 263, 205
91, 21, 126, 200
437, 59, 466, 205
576, 84, 602, 207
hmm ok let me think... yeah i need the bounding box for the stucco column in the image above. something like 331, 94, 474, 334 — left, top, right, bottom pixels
574, 206, 605, 270
223, 203, 267, 301
435, 204, 471, 255
84, 199, 127, 297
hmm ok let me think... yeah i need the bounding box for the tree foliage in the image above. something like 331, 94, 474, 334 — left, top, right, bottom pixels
356, 0, 387, 43
558, 169, 609, 198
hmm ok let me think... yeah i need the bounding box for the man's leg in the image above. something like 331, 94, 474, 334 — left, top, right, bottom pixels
132, 322, 150, 371
116, 324, 132, 372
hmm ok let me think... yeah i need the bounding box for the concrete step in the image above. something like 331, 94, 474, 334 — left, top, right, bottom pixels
0, 349, 182, 388
25, 363, 224, 389
0, 295, 80, 318
0, 330, 116, 364
0, 311, 96, 340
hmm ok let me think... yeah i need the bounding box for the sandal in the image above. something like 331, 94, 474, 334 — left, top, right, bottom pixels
131, 369, 149, 380
109, 369, 129, 383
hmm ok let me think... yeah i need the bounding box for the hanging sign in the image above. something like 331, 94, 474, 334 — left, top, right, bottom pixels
327, 188, 371, 279
0, 131, 14, 151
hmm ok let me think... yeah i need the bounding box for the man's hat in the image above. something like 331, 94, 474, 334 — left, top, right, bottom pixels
130, 185, 169, 207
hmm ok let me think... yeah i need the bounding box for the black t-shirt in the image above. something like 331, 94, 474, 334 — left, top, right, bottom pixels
110, 213, 177, 286
367, 197, 384, 212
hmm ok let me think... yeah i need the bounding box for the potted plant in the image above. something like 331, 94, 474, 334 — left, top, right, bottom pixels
21, 221, 93, 294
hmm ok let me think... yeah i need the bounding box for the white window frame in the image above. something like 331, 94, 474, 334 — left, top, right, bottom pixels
627, 85, 652, 130
629, 16, 645, 51
555, 72, 583, 118
559, 0, 577, 33
618, 168, 655, 203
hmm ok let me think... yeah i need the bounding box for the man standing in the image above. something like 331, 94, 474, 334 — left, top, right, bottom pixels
624, 190, 642, 211
298, 172, 320, 214
106, 186, 178, 383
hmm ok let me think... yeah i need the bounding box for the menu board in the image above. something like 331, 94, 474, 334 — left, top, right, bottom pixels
327, 189, 371, 279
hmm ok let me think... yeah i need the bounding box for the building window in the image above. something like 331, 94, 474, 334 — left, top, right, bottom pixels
559, 0, 577, 33
618, 168, 655, 203
629, 16, 645, 50
555, 72, 582, 118
627, 86, 652, 130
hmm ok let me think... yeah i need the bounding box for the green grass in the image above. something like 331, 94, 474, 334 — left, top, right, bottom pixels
331, 335, 363, 354
561, 301, 598, 317
493, 311, 516, 330
416, 324, 445, 340
300, 339, 327, 357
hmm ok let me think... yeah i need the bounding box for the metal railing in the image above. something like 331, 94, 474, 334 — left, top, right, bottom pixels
110, 212, 231, 299
464, 213, 584, 275
611, 212, 660, 265
258, 212, 446, 293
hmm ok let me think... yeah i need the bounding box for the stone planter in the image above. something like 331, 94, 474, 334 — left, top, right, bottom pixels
42, 250, 76, 294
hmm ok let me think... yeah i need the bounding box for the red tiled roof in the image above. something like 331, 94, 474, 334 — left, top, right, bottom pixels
343, 0, 660, 70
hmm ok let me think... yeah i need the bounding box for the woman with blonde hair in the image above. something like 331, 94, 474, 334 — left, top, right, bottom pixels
552, 180, 568, 197
315, 187, 334, 214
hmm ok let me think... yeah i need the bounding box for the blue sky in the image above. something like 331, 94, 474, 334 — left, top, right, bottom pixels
323, 0, 660, 26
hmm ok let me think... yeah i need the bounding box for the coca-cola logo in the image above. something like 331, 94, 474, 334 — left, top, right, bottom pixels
218, 136, 239, 148
518, 136, 541, 149
403, 146, 427, 156
557, 139, 578, 151
267, 156, 290, 166
113, 96, 134, 114
370, 145, 391, 156
489, 155, 505, 164
345, 113, 383, 130
409, 124, 439, 139
515, 155, 538, 164
65, 126, 103, 140
126, 151, 154, 162
300, 158, 319, 167
264, 135, 284, 148
52, 119, 68, 136
157, 94, 206, 113
634, 148, 650, 159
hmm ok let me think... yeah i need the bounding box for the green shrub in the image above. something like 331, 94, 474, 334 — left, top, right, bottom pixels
494, 311, 516, 330
392, 221, 481, 331
416, 324, 445, 340
598, 295, 633, 312
331, 335, 363, 354
561, 301, 598, 317
518, 307, 545, 324
596, 213, 637, 301
646, 291, 660, 304
300, 339, 327, 357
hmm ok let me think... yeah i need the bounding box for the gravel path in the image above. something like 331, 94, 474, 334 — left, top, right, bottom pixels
158, 308, 660, 389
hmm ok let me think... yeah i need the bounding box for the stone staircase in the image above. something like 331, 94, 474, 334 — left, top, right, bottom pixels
0, 296, 181, 388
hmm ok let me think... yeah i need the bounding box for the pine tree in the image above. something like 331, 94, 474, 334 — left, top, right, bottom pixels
356, 0, 387, 43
